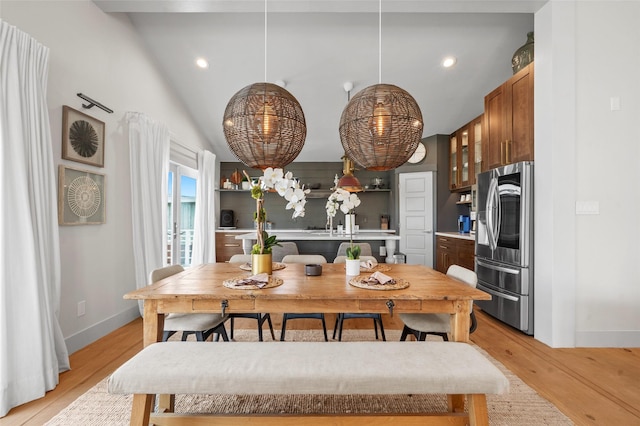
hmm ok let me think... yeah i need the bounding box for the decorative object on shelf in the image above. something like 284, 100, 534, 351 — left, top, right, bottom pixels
338, 1, 423, 171
62, 105, 105, 167
58, 165, 105, 225
222, 0, 306, 170
512, 32, 534, 74
246, 167, 308, 274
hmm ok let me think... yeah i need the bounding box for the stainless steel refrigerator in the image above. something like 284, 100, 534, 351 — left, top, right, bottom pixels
475, 161, 534, 335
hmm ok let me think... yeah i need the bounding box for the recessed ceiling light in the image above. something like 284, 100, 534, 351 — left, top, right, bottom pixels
442, 56, 457, 68
195, 57, 209, 69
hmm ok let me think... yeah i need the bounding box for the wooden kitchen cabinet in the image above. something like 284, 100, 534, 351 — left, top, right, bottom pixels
484, 62, 534, 170
215, 231, 244, 262
435, 235, 474, 273
449, 114, 483, 191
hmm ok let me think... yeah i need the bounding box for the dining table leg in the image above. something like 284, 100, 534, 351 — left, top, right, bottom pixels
142, 300, 164, 347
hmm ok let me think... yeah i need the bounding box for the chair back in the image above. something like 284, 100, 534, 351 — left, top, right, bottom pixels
228, 254, 252, 263
272, 242, 299, 262
150, 264, 184, 283
282, 254, 327, 264
446, 265, 477, 288
336, 242, 372, 257
333, 255, 378, 264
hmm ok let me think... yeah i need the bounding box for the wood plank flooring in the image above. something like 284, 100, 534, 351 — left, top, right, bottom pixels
3, 310, 639, 425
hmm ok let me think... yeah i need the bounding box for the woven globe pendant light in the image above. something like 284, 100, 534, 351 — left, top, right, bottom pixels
339, 84, 423, 171
223, 82, 306, 169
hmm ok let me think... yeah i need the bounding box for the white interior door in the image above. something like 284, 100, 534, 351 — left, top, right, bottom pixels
399, 172, 434, 266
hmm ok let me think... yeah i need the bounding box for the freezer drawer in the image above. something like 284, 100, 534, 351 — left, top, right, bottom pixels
475, 282, 533, 335
476, 257, 531, 295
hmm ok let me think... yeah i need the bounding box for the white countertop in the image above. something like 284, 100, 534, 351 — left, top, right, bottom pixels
435, 231, 475, 241
235, 230, 400, 241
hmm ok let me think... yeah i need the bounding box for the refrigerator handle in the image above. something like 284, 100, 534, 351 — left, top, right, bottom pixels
486, 177, 499, 251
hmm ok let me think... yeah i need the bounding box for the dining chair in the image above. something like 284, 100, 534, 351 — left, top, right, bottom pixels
399, 264, 478, 341
279, 254, 329, 341
228, 254, 252, 263
331, 254, 386, 342
336, 242, 373, 257
225, 254, 275, 341
271, 242, 299, 262
151, 265, 229, 342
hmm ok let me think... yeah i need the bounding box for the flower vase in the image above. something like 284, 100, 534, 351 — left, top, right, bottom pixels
345, 258, 360, 276
252, 253, 272, 275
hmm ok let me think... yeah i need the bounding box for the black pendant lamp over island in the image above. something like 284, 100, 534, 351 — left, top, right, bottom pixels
338, 0, 423, 171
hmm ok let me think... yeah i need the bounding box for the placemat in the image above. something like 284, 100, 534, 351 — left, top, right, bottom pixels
223, 276, 284, 290
346, 264, 392, 273
239, 262, 286, 271
349, 275, 409, 290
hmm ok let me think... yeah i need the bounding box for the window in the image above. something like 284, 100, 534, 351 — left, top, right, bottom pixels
167, 163, 198, 267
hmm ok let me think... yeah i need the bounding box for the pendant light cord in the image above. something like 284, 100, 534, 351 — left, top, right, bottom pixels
264, 0, 268, 82
378, 0, 382, 84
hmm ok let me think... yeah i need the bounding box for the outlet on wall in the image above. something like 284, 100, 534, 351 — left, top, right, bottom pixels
77, 300, 86, 317
379, 246, 387, 256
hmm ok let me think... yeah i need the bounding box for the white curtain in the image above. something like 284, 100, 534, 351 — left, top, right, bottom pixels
191, 150, 217, 265
126, 112, 169, 314
0, 21, 69, 417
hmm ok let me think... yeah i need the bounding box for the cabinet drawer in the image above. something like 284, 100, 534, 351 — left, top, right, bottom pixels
192, 299, 255, 312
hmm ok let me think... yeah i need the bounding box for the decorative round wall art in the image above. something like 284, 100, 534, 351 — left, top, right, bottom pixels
62, 106, 105, 167
67, 175, 101, 218
58, 165, 106, 225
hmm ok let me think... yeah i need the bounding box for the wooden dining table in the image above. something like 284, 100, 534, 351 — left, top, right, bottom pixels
124, 262, 491, 347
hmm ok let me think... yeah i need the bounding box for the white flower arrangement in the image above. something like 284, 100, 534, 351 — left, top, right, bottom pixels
245, 167, 308, 254
325, 188, 361, 218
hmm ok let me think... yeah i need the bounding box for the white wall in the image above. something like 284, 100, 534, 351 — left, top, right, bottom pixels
1, 1, 210, 353
535, 1, 640, 347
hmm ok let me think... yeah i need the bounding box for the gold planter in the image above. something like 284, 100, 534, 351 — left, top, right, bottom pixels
251, 253, 273, 275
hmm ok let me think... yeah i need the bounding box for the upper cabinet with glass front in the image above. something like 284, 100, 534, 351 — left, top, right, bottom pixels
449, 114, 483, 191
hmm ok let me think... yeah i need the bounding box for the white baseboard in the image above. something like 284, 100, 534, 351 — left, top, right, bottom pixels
64, 306, 141, 355
575, 330, 640, 347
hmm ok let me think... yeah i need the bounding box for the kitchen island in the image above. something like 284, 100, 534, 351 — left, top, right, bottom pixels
236, 230, 400, 263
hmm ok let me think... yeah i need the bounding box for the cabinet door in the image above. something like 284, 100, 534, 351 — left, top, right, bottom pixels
449, 134, 458, 190
471, 115, 483, 183
459, 126, 471, 188
506, 63, 534, 164
457, 239, 475, 271
484, 84, 505, 170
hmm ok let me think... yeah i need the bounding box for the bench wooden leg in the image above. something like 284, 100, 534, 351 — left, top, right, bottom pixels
447, 394, 465, 412
467, 394, 489, 426
130, 394, 152, 426
158, 394, 175, 413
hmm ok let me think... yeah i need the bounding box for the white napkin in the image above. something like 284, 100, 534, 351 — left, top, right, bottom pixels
365, 271, 395, 285
360, 259, 378, 270
234, 273, 269, 288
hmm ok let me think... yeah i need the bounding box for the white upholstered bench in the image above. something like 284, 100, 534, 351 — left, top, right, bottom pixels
108, 341, 509, 426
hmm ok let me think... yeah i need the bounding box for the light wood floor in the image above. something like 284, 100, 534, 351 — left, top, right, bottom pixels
3, 310, 639, 425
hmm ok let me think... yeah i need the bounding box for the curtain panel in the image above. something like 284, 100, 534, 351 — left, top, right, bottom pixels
126, 112, 169, 315
191, 150, 217, 265
0, 20, 70, 417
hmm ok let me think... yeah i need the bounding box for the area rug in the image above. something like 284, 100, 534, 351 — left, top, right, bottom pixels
45, 329, 574, 425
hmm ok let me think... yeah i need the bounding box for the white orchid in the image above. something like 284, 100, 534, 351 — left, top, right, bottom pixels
326, 188, 360, 218
245, 167, 308, 254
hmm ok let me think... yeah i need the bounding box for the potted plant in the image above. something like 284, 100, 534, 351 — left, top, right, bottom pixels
326, 188, 361, 275
245, 168, 308, 274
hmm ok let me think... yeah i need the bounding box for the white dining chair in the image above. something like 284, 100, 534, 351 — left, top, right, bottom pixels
151, 265, 229, 342
399, 264, 478, 341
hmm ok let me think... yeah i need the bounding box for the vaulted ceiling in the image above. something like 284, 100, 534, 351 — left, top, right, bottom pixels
94, 1, 540, 162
